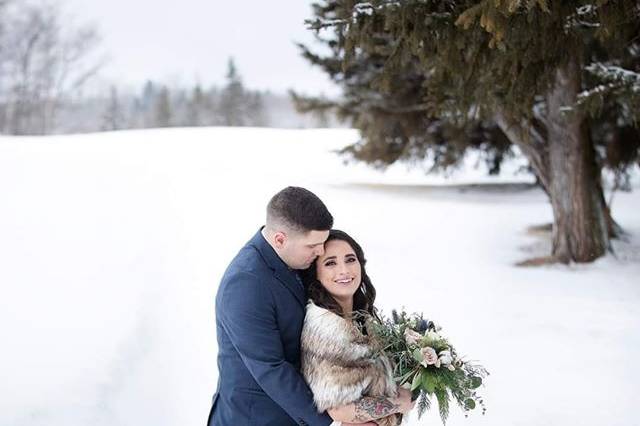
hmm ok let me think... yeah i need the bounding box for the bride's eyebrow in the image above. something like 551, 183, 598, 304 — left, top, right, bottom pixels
323, 256, 337, 262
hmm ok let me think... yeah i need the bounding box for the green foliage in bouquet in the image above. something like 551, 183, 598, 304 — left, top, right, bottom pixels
369, 309, 488, 424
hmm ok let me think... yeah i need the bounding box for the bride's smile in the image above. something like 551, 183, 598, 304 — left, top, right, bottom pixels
315, 239, 362, 310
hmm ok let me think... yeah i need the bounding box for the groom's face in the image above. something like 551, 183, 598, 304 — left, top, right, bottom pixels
279, 229, 329, 270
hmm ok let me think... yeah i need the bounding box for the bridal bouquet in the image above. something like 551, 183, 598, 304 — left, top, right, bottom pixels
368, 310, 488, 424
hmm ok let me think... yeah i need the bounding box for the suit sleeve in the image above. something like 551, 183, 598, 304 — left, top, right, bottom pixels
219, 271, 332, 426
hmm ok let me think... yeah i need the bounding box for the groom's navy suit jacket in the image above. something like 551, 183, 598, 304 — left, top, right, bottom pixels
208, 229, 332, 426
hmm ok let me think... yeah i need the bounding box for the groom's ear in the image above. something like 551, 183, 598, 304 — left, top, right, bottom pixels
273, 231, 286, 249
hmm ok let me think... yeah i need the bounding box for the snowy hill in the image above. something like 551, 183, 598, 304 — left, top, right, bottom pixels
0, 127, 638, 426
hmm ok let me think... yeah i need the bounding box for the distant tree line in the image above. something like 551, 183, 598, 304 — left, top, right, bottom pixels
0, 1, 339, 135
100, 59, 270, 131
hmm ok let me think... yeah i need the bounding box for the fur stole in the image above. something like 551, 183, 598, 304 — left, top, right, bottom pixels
301, 301, 400, 425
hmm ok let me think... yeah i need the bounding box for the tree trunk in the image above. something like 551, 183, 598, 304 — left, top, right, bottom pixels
545, 54, 609, 263
496, 54, 614, 264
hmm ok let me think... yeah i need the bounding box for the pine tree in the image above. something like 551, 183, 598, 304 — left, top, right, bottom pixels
102, 86, 124, 131
219, 57, 247, 126
154, 86, 172, 128
247, 91, 268, 127
141, 80, 156, 110
186, 84, 206, 126
300, 0, 640, 263
139, 80, 157, 127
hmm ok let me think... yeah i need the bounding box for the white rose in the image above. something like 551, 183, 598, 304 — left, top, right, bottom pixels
420, 346, 438, 367
438, 350, 453, 366
425, 331, 440, 341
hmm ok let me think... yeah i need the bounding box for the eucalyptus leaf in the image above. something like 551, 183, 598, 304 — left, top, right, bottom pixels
411, 372, 423, 391
470, 376, 482, 389
464, 398, 476, 410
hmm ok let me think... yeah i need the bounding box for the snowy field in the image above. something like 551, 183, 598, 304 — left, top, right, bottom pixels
0, 127, 639, 426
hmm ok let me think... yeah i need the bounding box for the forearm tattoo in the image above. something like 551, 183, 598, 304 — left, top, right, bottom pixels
353, 396, 399, 421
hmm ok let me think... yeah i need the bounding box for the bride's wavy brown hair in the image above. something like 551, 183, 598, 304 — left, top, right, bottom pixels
302, 229, 377, 319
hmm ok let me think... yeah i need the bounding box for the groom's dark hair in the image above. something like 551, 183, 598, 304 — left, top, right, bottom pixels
266, 186, 333, 233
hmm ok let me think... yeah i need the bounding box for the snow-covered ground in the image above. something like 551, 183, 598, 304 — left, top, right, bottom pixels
0, 127, 638, 426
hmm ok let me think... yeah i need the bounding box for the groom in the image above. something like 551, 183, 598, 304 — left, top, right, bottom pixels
208, 187, 352, 426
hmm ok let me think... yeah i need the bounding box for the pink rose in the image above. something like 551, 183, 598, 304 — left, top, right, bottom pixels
420, 346, 438, 367
404, 328, 423, 346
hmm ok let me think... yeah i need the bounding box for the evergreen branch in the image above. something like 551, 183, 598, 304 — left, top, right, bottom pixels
305, 17, 348, 31
353, 1, 402, 16
583, 63, 640, 95
353, 1, 454, 18
294, 86, 432, 115
577, 63, 640, 122
417, 391, 431, 417
564, 4, 600, 31
435, 388, 450, 425
306, 1, 452, 30
368, 102, 431, 114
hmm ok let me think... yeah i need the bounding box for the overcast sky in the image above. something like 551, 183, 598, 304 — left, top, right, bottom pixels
62, 0, 338, 95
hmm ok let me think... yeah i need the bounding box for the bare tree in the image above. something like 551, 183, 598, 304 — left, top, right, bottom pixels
0, 0, 13, 130
0, 0, 103, 135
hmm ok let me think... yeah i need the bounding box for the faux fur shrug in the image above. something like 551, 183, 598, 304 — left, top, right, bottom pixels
300, 301, 400, 426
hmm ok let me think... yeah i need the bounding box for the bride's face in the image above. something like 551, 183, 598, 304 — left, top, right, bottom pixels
315, 239, 362, 301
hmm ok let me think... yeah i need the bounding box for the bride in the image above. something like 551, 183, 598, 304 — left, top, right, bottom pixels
301, 230, 414, 426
